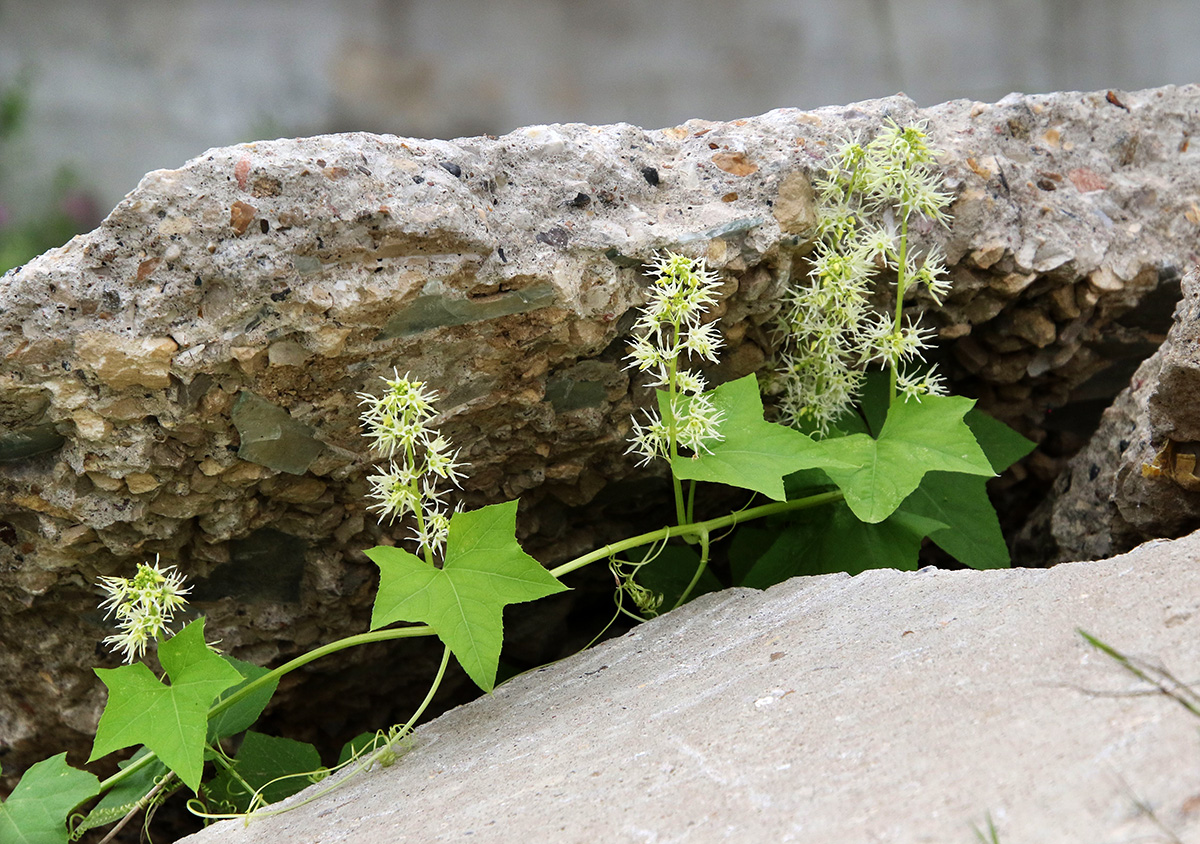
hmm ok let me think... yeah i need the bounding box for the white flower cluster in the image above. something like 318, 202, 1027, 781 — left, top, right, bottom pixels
358, 370, 467, 560
626, 252, 726, 465
776, 120, 954, 434
98, 557, 191, 663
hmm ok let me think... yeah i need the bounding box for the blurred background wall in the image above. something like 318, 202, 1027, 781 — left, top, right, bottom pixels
0, 0, 1197, 226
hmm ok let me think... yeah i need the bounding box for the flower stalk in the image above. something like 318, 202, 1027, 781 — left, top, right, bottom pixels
625, 251, 727, 523
358, 370, 467, 564
775, 120, 953, 433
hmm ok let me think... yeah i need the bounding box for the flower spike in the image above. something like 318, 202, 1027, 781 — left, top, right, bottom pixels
359, 371, 469, 561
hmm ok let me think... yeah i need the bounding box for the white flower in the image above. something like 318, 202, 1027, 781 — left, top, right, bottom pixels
366, 466, 421, 521
98, 557, 191, 663
674, 393, 725, 455
627, 411, 672, 466
773, 120, 953, 433
423, 436, 467, 487
897, 368, 949, 402
410, 504, 453, 560
672, 369, 708, 397
624, 252, 727, 462
681, 321, 724, 363
359, 372, 469, 562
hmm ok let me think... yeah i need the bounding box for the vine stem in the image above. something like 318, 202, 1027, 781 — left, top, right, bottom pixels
549, 489, 843, 580
97, 488, 844, 796
671, 526, 709, 611
394, 644, 450, 741
889, 212, 910, 404
94, 772, 174, 844
666, 319, 687, 526
191, 644, 455, 826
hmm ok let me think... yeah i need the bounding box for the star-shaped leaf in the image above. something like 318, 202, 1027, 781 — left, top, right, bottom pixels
206, 655, 279, 742
899, 408, 1035, 568
0, 754, 100, 844
667, 374, 857, 501
89, 618, 244, 792
816, 394, 994, 523
900, 472, 1008, 568
965, 407, 1036, 474
368, 500, 569, 692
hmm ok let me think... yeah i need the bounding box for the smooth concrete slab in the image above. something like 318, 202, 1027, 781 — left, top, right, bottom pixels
181, 534, 1200, 843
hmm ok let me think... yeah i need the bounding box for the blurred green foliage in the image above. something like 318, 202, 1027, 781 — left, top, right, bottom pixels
0, 73, 100, 276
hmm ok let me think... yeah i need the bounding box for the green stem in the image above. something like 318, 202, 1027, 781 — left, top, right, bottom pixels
889, 213, 910, 404
391, 644, 451, 741
666, 320, 687, 526
188, 644, 454, 826
208, 627, 436, 721
671, 526, 710, 611
406, 440, 435, 568
95, 772, 175, 844
550, 489, 843, 580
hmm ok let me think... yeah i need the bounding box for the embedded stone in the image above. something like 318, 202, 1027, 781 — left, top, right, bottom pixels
75, 333, 178, 389
264, 475, 329, 504
0, 423, 65, 463
1009, 308, 1057, 348
988, 271, 1038, 297
1048, 283, 1082, 320
267, 340, 309, 368
70, 409, 112, 441
124, 472, 160, 494
1089, 266, 1126, 292
230, 392, 325, 476
771, 171, 818, 237
375, 282, 559, 340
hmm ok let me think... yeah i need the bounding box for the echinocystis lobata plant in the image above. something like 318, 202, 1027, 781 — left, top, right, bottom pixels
2, 121, 1034, 844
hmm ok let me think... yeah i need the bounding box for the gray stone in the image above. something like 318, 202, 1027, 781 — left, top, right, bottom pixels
180, 533, 1200, 844
1037, 268, 1200, 562
6, 84, 1200, 783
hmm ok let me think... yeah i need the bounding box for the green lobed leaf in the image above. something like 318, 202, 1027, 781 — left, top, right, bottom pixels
0, 754, 100, 844
668, 374, 858, 501
895, 410, 1033, 569
728, 525, 780, 586
829, 368, 891, 437
368, 500, 569, 692
74, 749, 169, 838
816, 394, 994, 523
204, 731, 323, 813
89, 618, 244, 792
965, 408, 1036, 473
899, 472, 1010, 569
206, 656, 279, 742
736, 503, 948, 588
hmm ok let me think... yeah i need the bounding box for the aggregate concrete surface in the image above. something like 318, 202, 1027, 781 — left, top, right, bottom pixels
180, 534, 1200, 844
